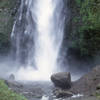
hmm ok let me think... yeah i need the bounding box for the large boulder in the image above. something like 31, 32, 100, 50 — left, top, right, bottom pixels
51, 72, 71, 89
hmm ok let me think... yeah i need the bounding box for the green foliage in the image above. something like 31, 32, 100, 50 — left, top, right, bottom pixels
70, 0, 100, 56
80, 0, 100, 29
0, 80, 27, 100
75, 0, 81, 6
0, 0, 16, 9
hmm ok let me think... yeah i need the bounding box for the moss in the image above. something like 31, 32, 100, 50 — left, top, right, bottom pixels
95, 91, 100, 99
0, 80, 27, 100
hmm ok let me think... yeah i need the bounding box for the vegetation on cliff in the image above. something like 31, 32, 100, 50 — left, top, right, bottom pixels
67, 0, 100, 56
0, 0, 18, 54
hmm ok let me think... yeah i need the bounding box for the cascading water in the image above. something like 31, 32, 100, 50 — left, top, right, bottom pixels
11, 0, 65, 81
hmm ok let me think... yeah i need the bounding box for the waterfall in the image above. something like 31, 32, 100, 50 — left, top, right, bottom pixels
11, 0, 65, 81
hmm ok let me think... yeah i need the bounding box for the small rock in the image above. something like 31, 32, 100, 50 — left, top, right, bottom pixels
51, 72, 71, 89
96, 84, 100, 90
9, 74, 15, 81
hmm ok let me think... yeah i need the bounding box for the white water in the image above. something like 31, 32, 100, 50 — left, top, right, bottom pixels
41, 94, 83, 100
11, 0, 65, 81
34, 0, 64, 79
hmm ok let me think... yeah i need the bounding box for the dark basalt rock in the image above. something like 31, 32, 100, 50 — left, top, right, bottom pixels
51, 72, 71, 89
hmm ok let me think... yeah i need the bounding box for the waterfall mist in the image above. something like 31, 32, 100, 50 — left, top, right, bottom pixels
10, 0, 65, 81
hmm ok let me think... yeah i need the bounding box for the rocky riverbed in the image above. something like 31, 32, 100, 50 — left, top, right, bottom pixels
5, 80, 54, 100
4, 80, 99, 100
3, 66, 100, 100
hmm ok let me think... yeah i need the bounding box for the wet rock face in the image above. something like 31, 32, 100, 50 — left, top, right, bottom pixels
69, 65, 100, 96
51, 72, 71, 89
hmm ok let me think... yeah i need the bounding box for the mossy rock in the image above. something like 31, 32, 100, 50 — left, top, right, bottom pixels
0, 80, 27, 100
